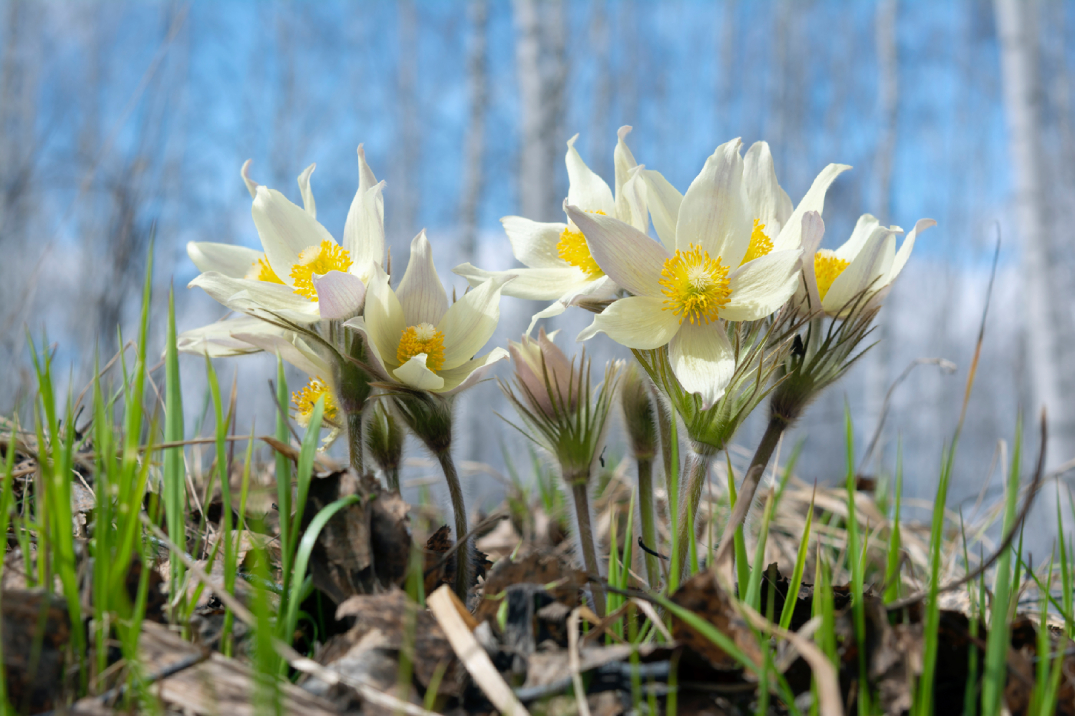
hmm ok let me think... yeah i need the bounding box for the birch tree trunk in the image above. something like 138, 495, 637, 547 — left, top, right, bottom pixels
995, 0, 1071, 466
459, 0, 489, 263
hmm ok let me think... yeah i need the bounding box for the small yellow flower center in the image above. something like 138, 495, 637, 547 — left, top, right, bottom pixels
291, 377, 338, 428
814, 250, 850, 300
396, 323, 446, 372
289, 240, 353, 301
741, 219, 774, 265
556, 210, 606, 280
246, 255, 285, 284
659, 244, 732, 325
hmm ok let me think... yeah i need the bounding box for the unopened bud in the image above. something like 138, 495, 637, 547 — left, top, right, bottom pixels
366, 402, 404, 488
507, 328, 578, 419
620, 363, 658, 460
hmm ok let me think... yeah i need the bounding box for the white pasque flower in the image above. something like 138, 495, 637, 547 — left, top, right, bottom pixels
453, 126, 649, 333
798, 213, 936, 317
187, 146, 385, 323
571, 138, 841, 406
344, 232, 514, 395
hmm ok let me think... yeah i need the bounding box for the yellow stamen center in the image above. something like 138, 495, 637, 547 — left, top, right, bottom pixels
397, 323, 446, 372
659, 244, 732, 325
246, 255, 284, 284
814, 250, 850, 300
556, 210, 606, 279
741, 219, 774, 265
291, 377, 338, 428
289, 240, 353, 301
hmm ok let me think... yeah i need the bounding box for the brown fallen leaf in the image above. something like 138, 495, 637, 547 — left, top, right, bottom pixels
2, 589, 79, 713
475, 551, 588, 624
669, 569, 763, 671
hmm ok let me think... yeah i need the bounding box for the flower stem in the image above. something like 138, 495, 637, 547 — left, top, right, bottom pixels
673, 447, 713, 582
655, 390, 679, 497
436, 448, 472, 600
570, 480, 605, 616
636, 457, 661, 590
346, 410, 364, 475
386, 466, 401, 494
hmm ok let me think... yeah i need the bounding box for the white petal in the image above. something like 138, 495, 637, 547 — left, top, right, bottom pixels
799, 211, 826, 313
361, 265, 407, 370
721, 249, 802, 322
437, 274, 512, 370
342, 316, 391, 381
525, 275, 619, 335
771, 163, 851, 253
241, 159, 259, 199
566, 134, 616, 215
834, 214, 882, 262
393, 354, 445, 391
669, 322, 735, 408
454, 263, 590, 301
884, 218, 935, 284
500, 217, 569, 269
187, 242, 263, 278
313, 271, 366, 320
177, 316, 282, 357
297, 163, 317, 218
440, 347, 511, 395
565, 206, 668, 297
676, 139, 752, 265
356, 144, 379, 193
577, 296, 680, 350
824, 228, 895, 314
188, 272, 319, 320
252, 186, 336, 284
643, 169, 683, 252
613, 125, 638, 203
526, 300, 568, 335
344, 155, 386, 271
743, 141, 793, 235
232, 331, 329, 378
616, 165, 650, 233
396, 230, 449, 326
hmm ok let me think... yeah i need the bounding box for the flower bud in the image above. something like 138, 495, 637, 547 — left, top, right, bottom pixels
507, 328, 578, 419
620, 363, 658, 461
366, 401, 404, 490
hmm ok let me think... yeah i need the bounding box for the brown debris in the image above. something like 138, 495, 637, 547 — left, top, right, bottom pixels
669, 569, 763, 671
2, 589, 79, 713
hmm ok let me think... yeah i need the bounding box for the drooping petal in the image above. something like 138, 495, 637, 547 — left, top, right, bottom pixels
361, 265, 407, 369
824, 228, 895, 314
566, 206, 668, 297
566, 134, 616, 215
643, 169, 683, 252
396, 230, 450, 326
577, 296, 680, 350
341, 316, 391, 381
232, 330, 329, 379
743, 141, 793, 235
187, 241, 263, 278
454, 263, 589, 301
524, 275, 618, 335
500, 217, 570, 269
177, 316, 283, 357
771, 163, 851, 253
438, 274, 513, 370
252, 186, 336, 284
884, 218, 935, 285
675, 139, 752, 265
721, 249, 802, 322
241, 159, 259, 199
616, 165, 650, 233
393, 354, 446, 391
613, 125, 638, 203
834, 214, 882, 262
312, 271, 366, 320
669, 322, 735, 408
188, 272, 320, 320
297, 163, 317, 218
439, 348, 511, 395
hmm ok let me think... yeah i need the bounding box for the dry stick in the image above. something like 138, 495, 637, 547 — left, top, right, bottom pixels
571, 482, 606, 617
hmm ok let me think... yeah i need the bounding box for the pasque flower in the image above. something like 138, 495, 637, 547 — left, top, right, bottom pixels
453, 126, 649, 333
506, 328, 578, 419
187, 147, 385, 323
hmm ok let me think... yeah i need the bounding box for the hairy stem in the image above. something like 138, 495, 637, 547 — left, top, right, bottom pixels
386, 466, 401, 494
436, 449, 472, 600
570, 481, 606, 616
673, 448, 712, 581
636, 457, 661, 590
346, 410, 364, 476
655, 390, 678, 498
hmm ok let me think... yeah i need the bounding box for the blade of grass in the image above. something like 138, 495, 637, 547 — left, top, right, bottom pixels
163, 287, 186, 599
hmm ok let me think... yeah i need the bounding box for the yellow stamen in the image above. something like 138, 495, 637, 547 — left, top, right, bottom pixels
291, 377, 338, 427
556, 210, 606, 279
741, 219, 774, 265
659, 244, 732, 325
814, 250, 850, 300
397, 323, 446, 372
246, 255, 284, 284
289, 240, 353, 301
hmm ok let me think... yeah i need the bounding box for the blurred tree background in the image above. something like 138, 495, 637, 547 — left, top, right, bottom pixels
1, 0, 1073, 542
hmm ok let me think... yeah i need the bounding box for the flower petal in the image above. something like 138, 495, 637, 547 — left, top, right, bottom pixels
252, 186, 336, 284
577, 296, 680, 350
188, 272, 320, 320
721, 249, 802, 322
297, 163, 317, 218
241, 159, 259, 198
342, 316, 391, 381
438, 273, 512, 370
834, 214, 882, 262
177, 316, 281, 357
396, 230, 450, 326
643, 169, 683, 252
884, 218, 935, 285
232, 330, 329, 378
454, 263, 589, 301
394, 354, 446, 391
344, 146, 385, 274
361, 264, 407, 369
312, 270, 366, 320
824, 227, 895, 314
187, 242, 263, 278
743, 141, 793, 235
565, 206, 668, 297
499, 217, 569, 269
566, 134, 616, 215
524, 275, 618, 335
440, 347, 510, 395
616, 165, 650, 233
797, 211, 826, 313
669, 321, 735, 408
613, 125, 638, 203
771, 163, 851, 253
676, 139, 752, 265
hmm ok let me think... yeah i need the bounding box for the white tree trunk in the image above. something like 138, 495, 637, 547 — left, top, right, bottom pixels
459, 0, 488, 262
995, 0, 1070, 466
